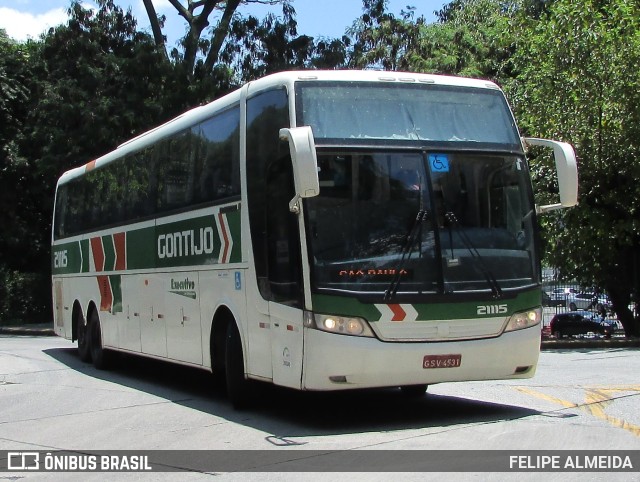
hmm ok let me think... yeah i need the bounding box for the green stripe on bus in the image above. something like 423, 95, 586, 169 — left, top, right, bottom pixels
126, 226, 156, 270
102, 234, 116, 271
312, 288, 541, 323
80, 239, 90, 273
52, 206, 243, 274
226, 209, 241, 263
51, 241, 81, 275
110, 275, 123, 313
311, 294, 382, 321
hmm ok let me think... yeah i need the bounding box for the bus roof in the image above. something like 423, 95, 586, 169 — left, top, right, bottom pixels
56, 70, 503, 186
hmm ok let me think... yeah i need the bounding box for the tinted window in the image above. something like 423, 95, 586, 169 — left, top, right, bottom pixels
194, 107, 241, 203
53, 105, 241, 239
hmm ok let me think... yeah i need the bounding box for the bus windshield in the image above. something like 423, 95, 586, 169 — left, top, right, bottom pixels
304, 151, 539, 296
295, 81, 520, 149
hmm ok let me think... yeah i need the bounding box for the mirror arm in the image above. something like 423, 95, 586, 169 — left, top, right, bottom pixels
535, 203, 563, 214
289, 195, 301, 214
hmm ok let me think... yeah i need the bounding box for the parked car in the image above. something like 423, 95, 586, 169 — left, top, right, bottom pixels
547, 287, 577, 307
565, 292, 611, 312
549, 310, 613, 339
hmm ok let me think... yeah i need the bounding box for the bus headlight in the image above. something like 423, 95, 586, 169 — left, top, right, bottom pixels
504, 308, 542, 332
304, 311, 375, 338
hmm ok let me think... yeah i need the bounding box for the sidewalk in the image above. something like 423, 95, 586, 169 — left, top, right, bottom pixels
540, 336, 640, 349
0, 323, 56, 336
1, 323, 639, 348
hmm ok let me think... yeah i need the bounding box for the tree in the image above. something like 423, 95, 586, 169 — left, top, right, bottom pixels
0, 31, 49, 323
509, 0, 640, 336
220, 8, 313, 82
412, 0, 515, 78
1, 1, 192, 322
141, 0, 309, 79
349, 0, 424, 71
0, 30, 29, 170
348, 0, 516, 80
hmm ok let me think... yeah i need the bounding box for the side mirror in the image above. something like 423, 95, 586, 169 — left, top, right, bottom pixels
524, 137, 578, 214
279, 126, 320, 213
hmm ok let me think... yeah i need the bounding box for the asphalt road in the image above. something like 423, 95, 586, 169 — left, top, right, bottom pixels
0, 335, 639, 480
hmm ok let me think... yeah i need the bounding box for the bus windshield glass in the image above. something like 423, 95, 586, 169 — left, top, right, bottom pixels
295, 81, 520, 149
304, 151, 539, 296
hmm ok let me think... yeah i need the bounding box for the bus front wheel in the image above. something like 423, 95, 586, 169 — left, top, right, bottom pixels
225, 322, 251, 409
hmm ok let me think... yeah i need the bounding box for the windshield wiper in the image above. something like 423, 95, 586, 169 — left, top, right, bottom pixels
444, 212, 503, 299
384, 209, 428, 300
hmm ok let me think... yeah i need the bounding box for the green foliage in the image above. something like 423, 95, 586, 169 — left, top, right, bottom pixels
0, 264, 49, 325
349, 0, 516, 79
509, 0, 640, 334
415, 0, 515, 78
0, 31, 29, 156
0, 0, 205, 323
0, 33, 41, 273
348, 0, 425, 70
222, 8, 315, 82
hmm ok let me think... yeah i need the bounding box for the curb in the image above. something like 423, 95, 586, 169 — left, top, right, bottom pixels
0, 324, 56, 337
541, 338, 640, 349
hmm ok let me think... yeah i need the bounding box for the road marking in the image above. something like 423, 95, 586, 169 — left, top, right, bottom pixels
516, 385, 640, 438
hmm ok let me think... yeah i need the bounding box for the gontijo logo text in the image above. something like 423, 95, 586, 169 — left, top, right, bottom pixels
157, 227, 216, 259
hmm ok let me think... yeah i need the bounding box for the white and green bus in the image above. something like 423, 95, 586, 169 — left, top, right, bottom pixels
51, 70, 578, 407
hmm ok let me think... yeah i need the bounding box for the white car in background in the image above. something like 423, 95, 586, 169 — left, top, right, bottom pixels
548, 287, 578, 305
566, 292, 611, 312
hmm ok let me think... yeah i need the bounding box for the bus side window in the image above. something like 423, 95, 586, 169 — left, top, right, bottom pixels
126, 149, 158, 221
195, 106, 241, 204
157, 132, 194, 213
54, 185, 69, 239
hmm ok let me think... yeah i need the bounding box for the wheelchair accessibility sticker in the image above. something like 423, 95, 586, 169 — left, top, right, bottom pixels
428, 154, 450, 173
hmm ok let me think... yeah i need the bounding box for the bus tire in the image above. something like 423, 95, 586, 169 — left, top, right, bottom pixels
88, 309, 111, 370
400, 384, 428, 397
225, 321, 251, 409
76, 307, 91, 363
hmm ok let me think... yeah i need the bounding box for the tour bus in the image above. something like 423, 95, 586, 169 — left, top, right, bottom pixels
51, 70, 578, 407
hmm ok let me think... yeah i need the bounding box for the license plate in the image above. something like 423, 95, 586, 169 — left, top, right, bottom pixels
423, 354, 462, 369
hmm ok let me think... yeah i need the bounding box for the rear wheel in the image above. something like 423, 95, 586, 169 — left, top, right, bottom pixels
88, 310, 111, 370
76, 309, 91, 363
400, 384, 428, 397
225, 322, 251, 409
